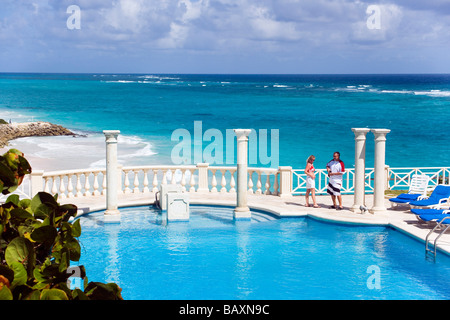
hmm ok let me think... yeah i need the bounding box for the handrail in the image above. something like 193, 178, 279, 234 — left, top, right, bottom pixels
5, 165, 450, 201
27, 164, 283, 200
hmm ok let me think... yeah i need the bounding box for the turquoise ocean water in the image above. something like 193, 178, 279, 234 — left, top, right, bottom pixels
1, 73, 449, 170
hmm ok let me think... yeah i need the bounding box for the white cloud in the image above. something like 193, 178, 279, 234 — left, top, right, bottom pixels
0, 0, 449, 72
350, 4, 403, 44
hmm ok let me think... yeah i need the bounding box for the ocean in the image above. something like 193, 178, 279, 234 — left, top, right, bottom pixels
1, 73, 449, 171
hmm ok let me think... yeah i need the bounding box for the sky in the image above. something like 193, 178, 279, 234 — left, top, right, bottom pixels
0, 0, 449, 74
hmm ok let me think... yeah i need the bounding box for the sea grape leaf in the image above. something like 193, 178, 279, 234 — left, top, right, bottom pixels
10, 208, 33, 220
72, 219, 81, 237
0, 286, 13, 300
5, 237, 35, 276
40, 288, 69, 300
10, 261, 27, 289
31, 225, 58, 246
6, 194, 20, 206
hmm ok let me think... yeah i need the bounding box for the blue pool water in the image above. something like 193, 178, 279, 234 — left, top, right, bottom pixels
76, 206, 450, 300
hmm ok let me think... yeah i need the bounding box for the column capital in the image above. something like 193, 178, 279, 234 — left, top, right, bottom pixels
103, 130, 121, 143
351, 128, 371, 139
371, 129, 391, 140
196, 163, 210, 168
352, 128, 371, 133
234, 129, 252, 141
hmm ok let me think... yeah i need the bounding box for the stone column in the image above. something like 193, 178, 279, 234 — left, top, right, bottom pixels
351, 128, 370, 213
103, 130, 121, 222
370, 129, 391, 214
234, 129, 252, 220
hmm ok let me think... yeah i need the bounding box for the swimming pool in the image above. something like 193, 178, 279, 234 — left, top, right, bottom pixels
76, 205, 450, 300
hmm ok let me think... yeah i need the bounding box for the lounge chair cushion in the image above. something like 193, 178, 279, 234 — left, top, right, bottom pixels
409, 185, 450, 207
411, 208, 447, 215
409, 199, 442, 207
396, 193, 420, 200
418, 213, 450, 223
389, 193, 420, 203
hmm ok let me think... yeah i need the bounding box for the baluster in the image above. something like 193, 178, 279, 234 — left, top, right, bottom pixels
273, 173, 279, 195
123, 170, 131, 194
189, 170, 196, 192
133, 170, 140, 193
220, 169, 227, 193
143, 170, 150, 193
51, 177, 58, 195
67, 174, 74, 198
264, 172, 272, 195
248, 170, 254, 194
75, 174, 83, 197
229, 171, 236, 193
59, 176, 66, 198
152, 169, 159, 193
93, 172, 100, 196
102, 173, 107, 196
180, 169, 187, 192
171, 169, 177, 185
255, 171, 262, 195
162, 170, 168, 185
44, 177, 51, 193
211, 169, 218, 192
84, 172, 91, 196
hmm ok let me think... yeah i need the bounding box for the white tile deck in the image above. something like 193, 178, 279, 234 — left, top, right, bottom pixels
61, 193, 450, 257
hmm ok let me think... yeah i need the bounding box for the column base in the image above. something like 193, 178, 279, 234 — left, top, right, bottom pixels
234, 207, 252, 220
104, 209, 121, 223
369, 206, 387, 214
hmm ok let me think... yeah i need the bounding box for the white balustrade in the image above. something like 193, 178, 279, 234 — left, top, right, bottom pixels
4, 164, 450, 204
40, 169, 106, 199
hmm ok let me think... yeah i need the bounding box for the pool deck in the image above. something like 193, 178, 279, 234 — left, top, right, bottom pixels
61, 192, 450, 256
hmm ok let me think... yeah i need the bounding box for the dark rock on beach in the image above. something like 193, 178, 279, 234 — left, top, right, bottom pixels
0, 121, 76, 148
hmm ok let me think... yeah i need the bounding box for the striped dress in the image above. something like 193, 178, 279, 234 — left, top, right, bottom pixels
326, 159, 345, 196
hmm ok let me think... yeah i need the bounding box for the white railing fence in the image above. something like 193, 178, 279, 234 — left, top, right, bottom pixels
19, 164, 284, 201
2, 165, 449, 202
386, 167, 450, 191
292, 168, 375, 196
292, 166, 450, 195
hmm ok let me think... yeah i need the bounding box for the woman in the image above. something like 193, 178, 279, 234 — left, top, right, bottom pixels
305, 155, 319, 208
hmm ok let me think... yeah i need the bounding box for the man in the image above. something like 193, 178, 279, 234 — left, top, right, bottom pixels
326, 152, 345, 210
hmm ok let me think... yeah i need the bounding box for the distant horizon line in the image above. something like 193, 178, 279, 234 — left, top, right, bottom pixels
1, 72, 450, 76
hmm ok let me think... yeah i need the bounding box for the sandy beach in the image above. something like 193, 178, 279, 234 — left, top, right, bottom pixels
0, 135, 95, 171
0, 129, 158, 172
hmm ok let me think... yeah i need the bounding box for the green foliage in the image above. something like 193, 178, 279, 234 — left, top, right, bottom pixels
0, 149, 32, 195
0, 149, 123, 300
0, 119, 8, 125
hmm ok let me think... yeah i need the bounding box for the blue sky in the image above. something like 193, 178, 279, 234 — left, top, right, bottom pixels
0, 0, 449, 74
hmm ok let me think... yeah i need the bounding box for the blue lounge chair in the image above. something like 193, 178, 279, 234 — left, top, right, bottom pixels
390, 193, 422, 204
411, 208, 450, 216
418, 213, 450, 223
413, 208, 450, 222
389, 174, 430, 207
408, 185, 450, 209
